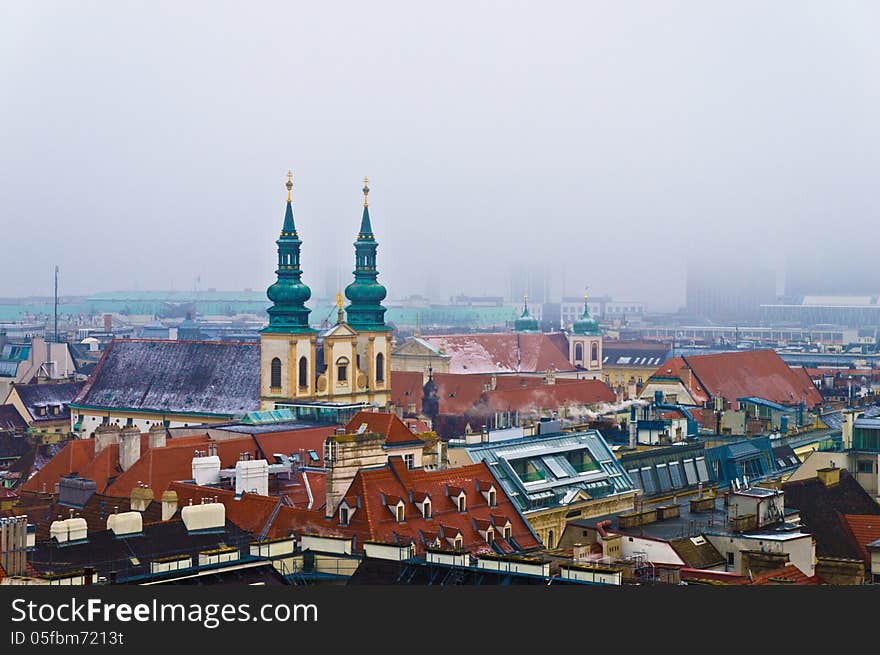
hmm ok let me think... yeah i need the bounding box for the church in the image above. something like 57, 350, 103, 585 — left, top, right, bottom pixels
259, 173, 393, 416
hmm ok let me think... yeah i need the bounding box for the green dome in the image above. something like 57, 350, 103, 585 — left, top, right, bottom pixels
572, 300, 601, 336
514, 298, 539, 332
344, 279, 386, 305
267, 278, 311, 305
262, 177, 314, 334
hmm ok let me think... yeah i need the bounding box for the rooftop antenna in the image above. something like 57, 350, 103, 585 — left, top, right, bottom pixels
54, 265, 59, 343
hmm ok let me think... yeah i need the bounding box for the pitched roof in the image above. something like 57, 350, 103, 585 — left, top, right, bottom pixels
72, 339, 260, 417
479, 379, 615, 413
0, 404, 27, 431
272, 458, 541, 556
648, 350, 823, 408
669, 535, 725, 570
749, 564, 820, 586
345, 411, 425, 446
13, 382, 85, 423
782, 470, 880, 559
840, 514, 880, 564
420, 333, 574, 374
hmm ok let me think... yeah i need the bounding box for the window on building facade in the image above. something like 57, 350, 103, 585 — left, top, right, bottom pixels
457, 494, 466, 512
422, 500, 432, 519
396, 504, 404, 522
340, 507, 349, 525
376, 353, 385, 382
270, 358, 282, 388
337, 358, 349, 384
488, 489, 496, 507
404, 453, 415, 469
574, 343, 583, 361
298, 357, 308, 388
453, 535, 463, 550
857, 459, 874, 474
591, 343, 599, 363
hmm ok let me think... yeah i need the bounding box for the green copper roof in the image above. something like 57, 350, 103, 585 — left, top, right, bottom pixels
572, 299, 601, 336
514, 298, 539, 332
345, 183, 388, 331
263, 194, 314, 334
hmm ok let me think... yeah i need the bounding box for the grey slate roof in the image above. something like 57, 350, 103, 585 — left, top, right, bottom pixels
72, 339, 260, 417
14, 381, 85, 423
0, 404, 26, 431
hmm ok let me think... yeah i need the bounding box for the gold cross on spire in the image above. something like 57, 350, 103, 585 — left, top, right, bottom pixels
286, 170, 293, 202
363, 176, 370, 207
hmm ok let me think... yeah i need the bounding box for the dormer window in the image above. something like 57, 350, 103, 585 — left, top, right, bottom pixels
488, 489, 496, 507
486, 526, 495, 546
503, 525, 512, 540
422, 499, 432, 519
52, 405, 60, 415
453, 535, 463, 550
338, 499, 355, 526
396, 504, 405, 523
457, 494, 466, 512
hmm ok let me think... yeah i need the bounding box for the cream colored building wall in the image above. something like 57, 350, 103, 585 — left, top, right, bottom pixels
528, 491, 637, 549
72, 409, 229, 436
260, 333, 315, 408
639, 379, 695, 405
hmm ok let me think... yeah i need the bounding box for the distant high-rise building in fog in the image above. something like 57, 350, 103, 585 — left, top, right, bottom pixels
509, 265, 551, 304
686, 261, 776, 323
785, 258, 880, 297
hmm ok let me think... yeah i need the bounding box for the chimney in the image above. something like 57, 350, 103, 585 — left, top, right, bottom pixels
817, 466, 841, 488
324, 431, 386, 518
130, 484, 154, 512
93, 423, 121, 456
192, 452, 221, 485
235, 459, 269, 496
0, 516, 28, 576
103, 313, 112, 333
842, 409, 859, 450
148, 423, 167, 450
628, 417, 637, 448
161, 490, 178, 521
119, 425, 141, 472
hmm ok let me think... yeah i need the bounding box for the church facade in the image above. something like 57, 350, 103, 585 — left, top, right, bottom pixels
260, 174, 392, 411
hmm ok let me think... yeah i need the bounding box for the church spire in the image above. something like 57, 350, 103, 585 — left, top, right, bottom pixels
263, 171, 314, 334
345, 177, 388, 331
514, 293, 539, 332
358, 177, 374, 240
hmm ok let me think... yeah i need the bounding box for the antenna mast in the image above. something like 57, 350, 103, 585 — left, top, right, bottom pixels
54, 265, 59, 343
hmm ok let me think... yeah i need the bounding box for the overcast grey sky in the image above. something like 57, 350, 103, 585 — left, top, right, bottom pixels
1, 1, 878, 310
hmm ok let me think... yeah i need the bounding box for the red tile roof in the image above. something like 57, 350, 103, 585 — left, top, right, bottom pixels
749, 564, 820, 586
22, 439, 96, 494
169, 482, 286, 537
649, 350, 823, 408
393, 371, 614, 418
314, 457, 541, 556
252, 426, 336, 466
345, 411, 425, 445
421, 333, 574, 374
840, 514, 880, 564
480, 379, 615, 412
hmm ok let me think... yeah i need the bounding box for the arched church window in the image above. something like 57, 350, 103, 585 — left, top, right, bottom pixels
591, 342, 599, 363
376, 353, 385, 382
336, 357, 349, 384
270, 358, 282, 389
574, 343, 583, 362
298, 356, 308, 388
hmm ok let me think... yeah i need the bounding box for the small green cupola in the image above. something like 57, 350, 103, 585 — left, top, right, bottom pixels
514, 294, 540, 332
572, 294, 601, 336
344, 177, 388, 331
263, 171, 314, 334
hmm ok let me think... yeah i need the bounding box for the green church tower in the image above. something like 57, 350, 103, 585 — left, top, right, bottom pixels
344, 177, 388, 331
263, 171, 314, 334
514, 294, 540, 332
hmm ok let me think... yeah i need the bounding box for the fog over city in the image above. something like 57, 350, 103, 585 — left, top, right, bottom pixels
2, 2, 878, 309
